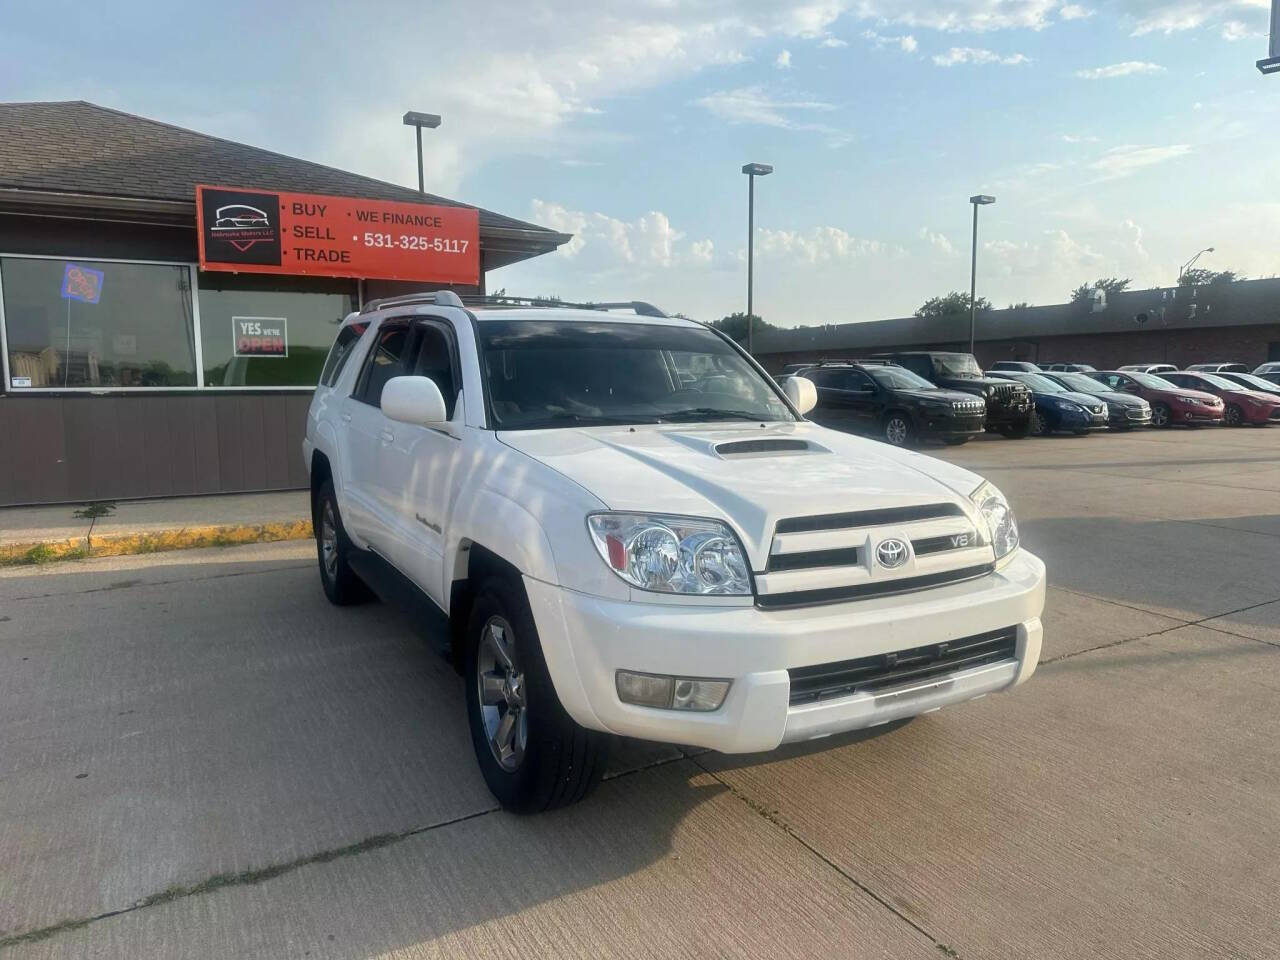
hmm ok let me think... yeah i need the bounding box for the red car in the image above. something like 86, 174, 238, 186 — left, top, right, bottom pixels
1162, 371, 1280, 427
1091, 370, 1224, 428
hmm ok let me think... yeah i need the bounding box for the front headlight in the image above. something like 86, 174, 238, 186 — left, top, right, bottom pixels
970, 481, 1020, 562
587, 513, 752, 595
1053, 398, 1082, 412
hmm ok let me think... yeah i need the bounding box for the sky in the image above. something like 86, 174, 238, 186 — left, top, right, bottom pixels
2, 0, 1278, 326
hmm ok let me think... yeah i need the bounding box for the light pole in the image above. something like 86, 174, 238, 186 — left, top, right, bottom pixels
402, 111, 442, 194
1178, 246, 1214, 281
968, 194, 995, 356
742, 162, 773, 353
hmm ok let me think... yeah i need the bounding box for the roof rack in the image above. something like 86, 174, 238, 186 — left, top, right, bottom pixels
459, 295, 669, 318
360, 290, 465, 314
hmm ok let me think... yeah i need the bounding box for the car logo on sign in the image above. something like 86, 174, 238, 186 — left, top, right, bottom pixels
876, 538, 908, 569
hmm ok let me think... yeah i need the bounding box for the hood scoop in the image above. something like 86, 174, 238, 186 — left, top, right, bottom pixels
713, 438, 828, 459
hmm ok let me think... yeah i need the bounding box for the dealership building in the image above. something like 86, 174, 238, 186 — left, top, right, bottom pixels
753, 278, 1280, 374
0, 101, 570, 507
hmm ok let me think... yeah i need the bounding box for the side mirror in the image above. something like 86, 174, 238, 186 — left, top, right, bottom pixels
784, 375, 818, 415
382, 375, 447, 426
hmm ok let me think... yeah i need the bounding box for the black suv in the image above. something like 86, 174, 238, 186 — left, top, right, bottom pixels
871, 351, 1034, 438
791, 361, 987, 446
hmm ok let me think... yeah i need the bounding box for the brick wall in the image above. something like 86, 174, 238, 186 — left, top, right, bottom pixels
759, 324, 1280, 373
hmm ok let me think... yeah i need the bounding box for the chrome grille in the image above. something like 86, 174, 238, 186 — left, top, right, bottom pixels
757, 503, 996, 609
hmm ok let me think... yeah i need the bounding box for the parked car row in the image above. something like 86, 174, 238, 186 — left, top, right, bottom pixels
776, 353, 1280, 446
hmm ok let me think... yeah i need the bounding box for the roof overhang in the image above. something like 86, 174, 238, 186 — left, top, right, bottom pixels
0, 186, 573, 269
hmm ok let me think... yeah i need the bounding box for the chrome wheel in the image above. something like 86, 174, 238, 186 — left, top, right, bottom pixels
320, 501, 339, 580
1152, 404, 1170, 428
1225, 404, 1243, 426
476, 616, 527, 772
1030, 411, 1048, 436
885, 416, 909, 446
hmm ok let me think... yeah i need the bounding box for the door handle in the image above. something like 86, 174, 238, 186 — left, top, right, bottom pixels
378, 429, 395, 443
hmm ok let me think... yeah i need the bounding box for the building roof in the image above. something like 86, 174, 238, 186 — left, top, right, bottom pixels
754, 277, 1280, 356
0, 100, 570, 257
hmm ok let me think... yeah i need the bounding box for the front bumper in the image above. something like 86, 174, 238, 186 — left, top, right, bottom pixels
1111, 409, 1152, 427
525, 549, 1046, 754
1175, 405, 1223, 424
916, 411, 986, 440
1052, 407, 1109, 431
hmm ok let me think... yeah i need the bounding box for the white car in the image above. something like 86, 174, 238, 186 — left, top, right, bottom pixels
304, 292, 1046, 812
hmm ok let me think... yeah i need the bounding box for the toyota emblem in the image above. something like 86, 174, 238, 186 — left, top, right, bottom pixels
876, 538, 908, 569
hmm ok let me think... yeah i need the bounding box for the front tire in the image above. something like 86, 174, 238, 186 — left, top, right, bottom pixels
1151, 402, 1172, 428
999, 419, 1032, 439
883, 412, 914, 447
1029, 410, 1050, 437
315, 480, 371, 606
1225, 404, 1244, 426
465, 576, 609, 813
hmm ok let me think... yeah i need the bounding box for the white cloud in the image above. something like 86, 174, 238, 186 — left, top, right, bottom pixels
1090, 143, 1192, 179
863, 30, 918, 52
755, 226, 893, 264
1059, 4, 1094, 19
819, 36, 849, 47
1121, 218, 1149, 260
776, 49, 793, 68
694, 85, 849, 144
1075, 61, 1165, 79
689, 239, 715, 264
919, 227, 955, 255
1221, 19, 1263, 40
1129, 1, 1269, 37
933, 47, 1032, 66
860, 0, 1061, 32
530, 200, 716, 269
1060, 132, 1100, 143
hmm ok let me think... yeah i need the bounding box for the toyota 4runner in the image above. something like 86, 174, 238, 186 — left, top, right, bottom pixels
305, 293, 1047, 812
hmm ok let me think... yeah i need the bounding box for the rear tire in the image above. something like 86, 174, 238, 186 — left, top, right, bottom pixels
315, 480, 371, 606
1151, 402, 1172, 428
465, 576, 609, 813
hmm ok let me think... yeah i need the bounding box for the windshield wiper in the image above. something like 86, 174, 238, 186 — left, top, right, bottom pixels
659, 407, 771, 422
513, 413, 661, 429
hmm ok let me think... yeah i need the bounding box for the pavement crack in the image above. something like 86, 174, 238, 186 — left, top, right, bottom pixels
687, 753, 965, 959
0, 561, 313, 604
0, 806, 499, 951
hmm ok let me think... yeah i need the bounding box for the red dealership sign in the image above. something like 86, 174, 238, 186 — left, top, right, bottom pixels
196, 185, 480, 285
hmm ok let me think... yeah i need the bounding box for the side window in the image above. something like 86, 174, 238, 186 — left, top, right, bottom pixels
1164, 374, 1188, 388
900, 356, 929, 379
809, 369, 839, 388
845, 370, 875, 391
411, 323, 459, 419
354, 322, 411, 408
319, 322, 367, 387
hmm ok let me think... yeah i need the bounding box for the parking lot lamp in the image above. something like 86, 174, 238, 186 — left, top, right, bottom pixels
742, 162, 773, 353
403, 111, 442, 194
968, 195, 996, 356
1178, 247, 1214, 281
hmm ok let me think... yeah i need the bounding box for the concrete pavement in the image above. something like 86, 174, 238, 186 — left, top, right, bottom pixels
1, 428, 1278, 958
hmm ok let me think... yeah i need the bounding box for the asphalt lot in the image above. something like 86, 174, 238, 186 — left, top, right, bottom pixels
2, 427, 1278, 959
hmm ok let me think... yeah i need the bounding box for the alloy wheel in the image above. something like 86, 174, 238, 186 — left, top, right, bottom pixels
885, 417, 909, 446
320, 502, 339, 580
1225, 405, 1243, 426
1151, 404, 1170, 427
476, 616, 528, 772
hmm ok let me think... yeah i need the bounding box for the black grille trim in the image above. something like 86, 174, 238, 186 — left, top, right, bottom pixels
716, 439, 811, 455
911, 532, 978, 556
774, 503, 965, 535
766, 547, 859, 572
788, 627, 1018, 705
756, 563, 994, 609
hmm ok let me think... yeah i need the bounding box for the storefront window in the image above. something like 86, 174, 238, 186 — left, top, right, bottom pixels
196, 274, 356, 387
1, 257, 196, 388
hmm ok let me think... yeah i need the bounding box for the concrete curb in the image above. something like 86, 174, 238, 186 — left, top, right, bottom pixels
0, 520, 314, 567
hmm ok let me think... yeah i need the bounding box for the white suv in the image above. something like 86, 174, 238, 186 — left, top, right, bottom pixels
304, 292, 1046, 811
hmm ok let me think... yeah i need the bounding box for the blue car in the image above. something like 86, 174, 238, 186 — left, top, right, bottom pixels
989, 371, 1110, 436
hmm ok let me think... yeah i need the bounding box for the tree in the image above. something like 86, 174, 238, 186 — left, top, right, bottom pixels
712, 312, 770, 343
1179, 268, 1243, 287
1007, 301, 1033, 310
1070, 278, 1131, 304
914, 292, 990, 320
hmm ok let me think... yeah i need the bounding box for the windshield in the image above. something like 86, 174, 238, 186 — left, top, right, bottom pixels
1132, 372, 1178, 390
932, 354, 983, 378
867, 366, 936, 390
1231, 374, 1280, 392
1057, 373, 1103, 393
1195, 373, 1237, 390
477, 320, 795, 429
1006, 372, 1064, 393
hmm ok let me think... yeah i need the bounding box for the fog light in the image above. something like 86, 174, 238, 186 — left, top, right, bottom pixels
616, 671, 731, 711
